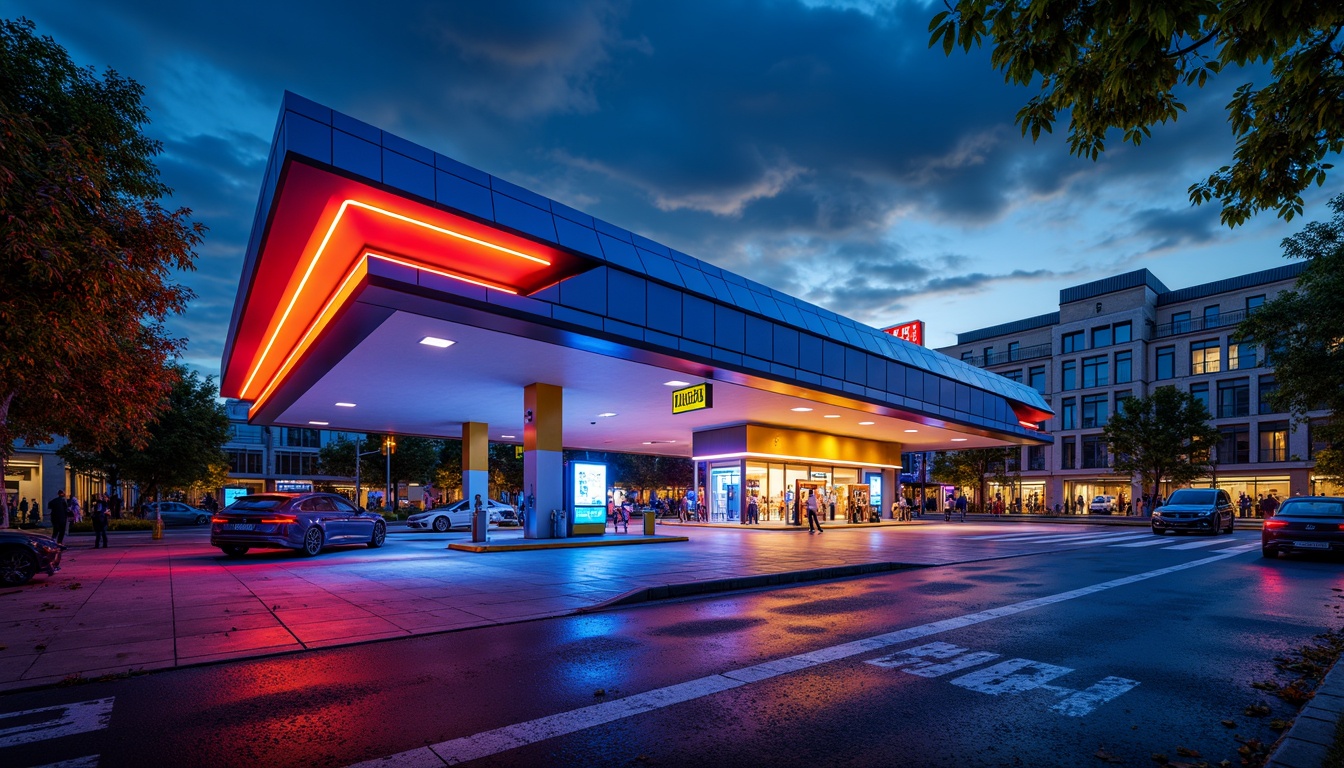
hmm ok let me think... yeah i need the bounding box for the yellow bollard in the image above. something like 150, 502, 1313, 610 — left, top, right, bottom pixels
152, 517, 163, 540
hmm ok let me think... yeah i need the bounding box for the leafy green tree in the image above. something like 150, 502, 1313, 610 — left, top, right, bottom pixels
488, 443, 524, 498
1236, 193, 1344, 481
0, 19, 204, 494
319, 433, 442, 489
59, 365, 229, 504
932, 447, 1016, 510
929, 0, 1344, 226
1103, 387, 1220, 502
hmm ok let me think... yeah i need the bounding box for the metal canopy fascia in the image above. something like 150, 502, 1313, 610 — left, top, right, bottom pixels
222, 92, 1053, 450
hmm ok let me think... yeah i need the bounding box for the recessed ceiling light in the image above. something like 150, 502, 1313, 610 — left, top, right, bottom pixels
419, 336, 455, 348
664, 380, 691, 387
791, 407, 813, 412
858, 421, 875, 426
904, 429, 918, 433
823, 414, 841, 419
597, 412, 617, 418
308, 421, 329, 426
500, 435, 516, 439
335, 402, 357, 408
951, 438, 968, 442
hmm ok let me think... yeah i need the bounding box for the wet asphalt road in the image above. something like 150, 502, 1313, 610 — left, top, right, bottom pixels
2, 530, 1341, 768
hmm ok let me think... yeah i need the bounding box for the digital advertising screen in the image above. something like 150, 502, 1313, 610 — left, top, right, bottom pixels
571, 461, 608, 525
867, 474, 883, 509
222, 487, 250, 507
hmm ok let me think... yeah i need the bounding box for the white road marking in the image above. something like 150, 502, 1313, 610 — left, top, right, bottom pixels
866, 642, 1001, 677
1214, 543, 1261, 554
967, 531, 1063, 541
1051, 676, 1142, 717
0, 698, 114, 749
995, 531, 1145, 545
1163, 537, 1234, 550
1062, 532, 1153, 545
27, 757, 101, 768
1112, 537, 1174, 548
346, 549, 1253, 767
950, 658, 1073, 695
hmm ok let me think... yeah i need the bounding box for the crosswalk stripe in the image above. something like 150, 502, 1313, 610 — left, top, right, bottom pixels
0, 697, 113, 748
1164, 537, 1237, 550
967, 531, 1061, 540
1213, 543, 1260, 554
1111, 537, 1171, 548
1061, 532, 1152, 545
1001, 531, 1145, 544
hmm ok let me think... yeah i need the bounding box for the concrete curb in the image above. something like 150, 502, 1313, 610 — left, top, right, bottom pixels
1266, 660, 1344, 768
448, 535, 689, 553
581, 560, 926, 611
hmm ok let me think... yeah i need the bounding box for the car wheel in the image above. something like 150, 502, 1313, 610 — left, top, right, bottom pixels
1262, 546, 1277, 559
220, 545, 249, 557
1151, 527, 1164, 536
432, 516, 450, 533
302, 526, 324, 557
0, 547, 39, 586
195, 514, 209, 525
368, 521, 386, 548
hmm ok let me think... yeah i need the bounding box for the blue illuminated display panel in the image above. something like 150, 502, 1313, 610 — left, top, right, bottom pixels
571, 461, 607, 526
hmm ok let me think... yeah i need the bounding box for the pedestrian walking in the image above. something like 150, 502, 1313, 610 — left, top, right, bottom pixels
805, 490, 823, 534
747, 494, 760, 525
68, 495, 82, 524
48, 490, 70, 545
18, 497, 29, 527
92, 493, 109, 548
956, 493, 968, 522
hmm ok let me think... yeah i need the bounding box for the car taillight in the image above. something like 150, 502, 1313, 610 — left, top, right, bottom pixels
211, 516, 229, 524
258, 515, 298, 524
1264, 520, 1287, 529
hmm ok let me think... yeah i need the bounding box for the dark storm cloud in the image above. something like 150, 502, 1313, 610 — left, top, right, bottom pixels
9, 0, 1260, 373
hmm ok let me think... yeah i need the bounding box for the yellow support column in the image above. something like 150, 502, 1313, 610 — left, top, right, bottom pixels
523, 383, 563, 539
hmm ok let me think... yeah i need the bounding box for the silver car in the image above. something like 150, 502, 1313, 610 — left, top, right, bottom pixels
210, 493, 387, 557
405, 499, 508, 532
144, 501, 211, 526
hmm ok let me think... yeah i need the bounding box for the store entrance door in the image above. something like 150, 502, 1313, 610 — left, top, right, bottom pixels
710, 465, 741, 523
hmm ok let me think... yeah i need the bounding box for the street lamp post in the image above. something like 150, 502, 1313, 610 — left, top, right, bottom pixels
382, 436, 396, 513
353, 438, 383, 510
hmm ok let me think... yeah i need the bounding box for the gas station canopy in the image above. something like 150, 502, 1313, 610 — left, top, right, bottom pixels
221, 93, 1052, 457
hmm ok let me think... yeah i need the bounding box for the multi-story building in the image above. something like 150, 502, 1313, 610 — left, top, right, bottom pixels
936, 263, 1337, 514
221, 400, 366, 503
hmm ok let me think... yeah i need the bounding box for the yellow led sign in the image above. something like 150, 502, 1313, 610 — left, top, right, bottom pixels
672, 383, 713, 415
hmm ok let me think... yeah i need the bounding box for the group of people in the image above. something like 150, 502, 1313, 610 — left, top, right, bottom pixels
1, 496, 45, 528
1238, 491, 1281, 518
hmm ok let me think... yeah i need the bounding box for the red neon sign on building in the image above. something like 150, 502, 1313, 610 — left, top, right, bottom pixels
882, 320, 925, 346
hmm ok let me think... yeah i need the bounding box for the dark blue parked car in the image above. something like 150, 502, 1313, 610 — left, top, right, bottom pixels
210, 493, 386, 557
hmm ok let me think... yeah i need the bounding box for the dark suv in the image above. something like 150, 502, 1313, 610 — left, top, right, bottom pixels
1151, 488, 1236, 536
210, 492, 387, 557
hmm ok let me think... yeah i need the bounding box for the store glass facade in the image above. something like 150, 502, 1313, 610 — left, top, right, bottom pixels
701, 459, 887, 524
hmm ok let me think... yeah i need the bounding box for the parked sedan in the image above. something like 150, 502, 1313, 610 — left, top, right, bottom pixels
210, 493, 386, 557
1088, 495, 1117, 513
1262, 496, 1344, 558
0, 530, 65, 586
405, 499, 507, 532
1151, 488, 1236, 535
144, 501, 211, 526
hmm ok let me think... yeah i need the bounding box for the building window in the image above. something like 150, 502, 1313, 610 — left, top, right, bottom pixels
1003, 369, 1024, 383
1028, 366, 1046, 393
1082, 394, 1108, 428
961, 351, 974, 362
1061, 397, 1077, 430
1216, 378, 1250, 418
1082, 355, 1109, 388
1229, 342, 1257, 370
1259, 422, 1289, 463
983, 346, 993, 363
283, 428, 320, 448
1081, 435, 1109, 469
1310, 419, 1332, 459
1171, 311, 1191, 334
1114, 390, 1133, 414
1246, 295, 1265, 314
228, 424, 265, 444
1190, 382, 1210, 413
1061, 331, 1085, 353
1258, 375, 1280, 414
1061, 360, 1077, 391
1091, 325, 1112, 348
1218, 425, 1250, 464
1028, 445, 1045, 471
1114, 350, 1132, 384
274, 451, 319, 476
1008, 341, 1020, 361
1203, 305, 1221, 329
1113, 322, 1132, 344
1191, 339, 1221, 375
1156, 346, 1175, 380
1061, 437, 1076, 469
227, 450, 264, 475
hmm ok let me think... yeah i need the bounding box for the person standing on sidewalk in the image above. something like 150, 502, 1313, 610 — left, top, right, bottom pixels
956, 493, 968, 522
91, 493, 109, 548
805, 490, 823, 534
48, 491, 70, 545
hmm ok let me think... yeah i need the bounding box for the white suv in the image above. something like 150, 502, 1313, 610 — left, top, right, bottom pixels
1088, 495, 1117, 513
405, 499, 508, 532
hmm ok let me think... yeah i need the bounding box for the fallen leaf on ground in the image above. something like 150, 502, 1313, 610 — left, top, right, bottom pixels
1095, 748, 1123, 763
1175, 747, 1201, 758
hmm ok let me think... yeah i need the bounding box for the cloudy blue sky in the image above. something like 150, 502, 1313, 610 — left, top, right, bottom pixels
11, 1, 1334, 376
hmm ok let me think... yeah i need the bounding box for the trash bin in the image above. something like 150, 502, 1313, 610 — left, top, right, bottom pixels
643, 509, 655, 536
550, 509, 567, 539
472, 508, 489, 543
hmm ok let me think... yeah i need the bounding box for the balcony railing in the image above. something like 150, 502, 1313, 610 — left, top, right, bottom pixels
969, 342, 1054, 368
1154, 308, 1251, 339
